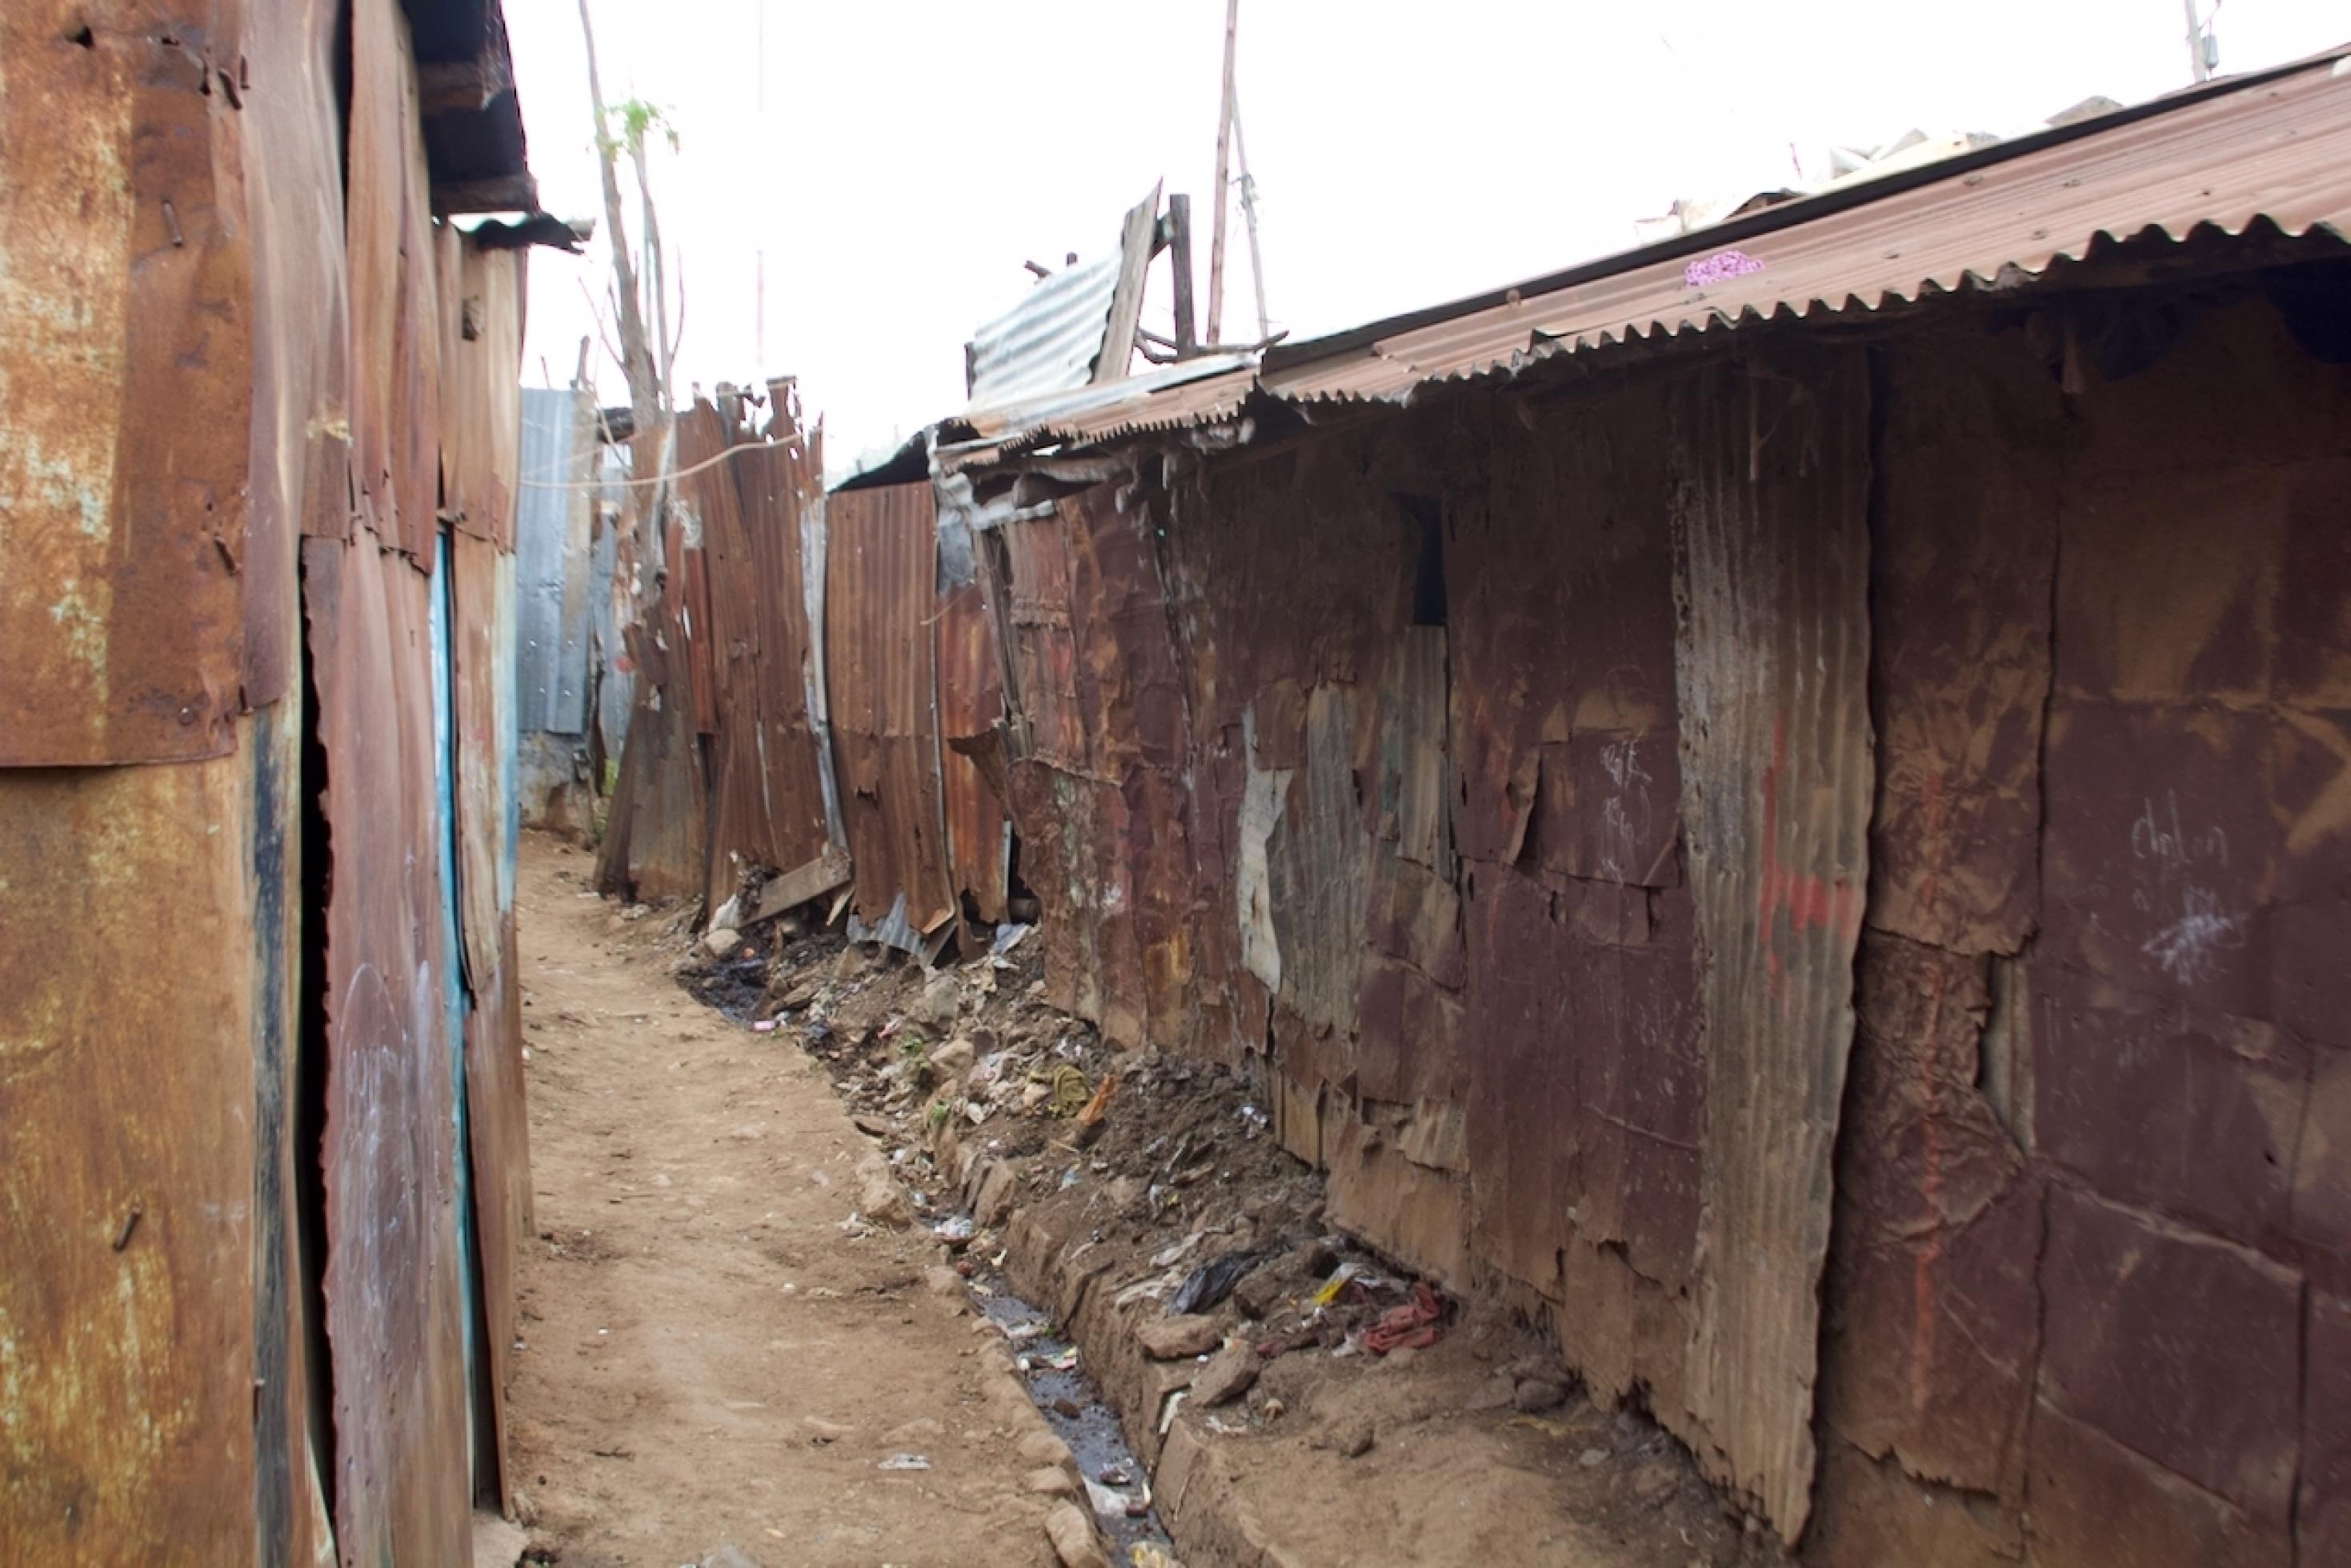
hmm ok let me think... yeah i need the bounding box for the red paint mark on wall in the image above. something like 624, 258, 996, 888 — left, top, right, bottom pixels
1757, 712, 1866, 949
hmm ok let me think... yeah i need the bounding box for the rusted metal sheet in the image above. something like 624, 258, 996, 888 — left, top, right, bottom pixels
937, 563, 1011, 925
0, 3, 255, 765
463, 920, 530, 1502
735, 394, 835, 874
452, 530, 515, 993
1865, 326, 2058, 954
242, 0, 352, 715
350, 0, 445, 559
439, 232, 523, 547
676, 538, 719, 738
1819, 934, 2041, 1500
1671, 344, 1873, 1542
999, 513, 1084, 768
302, 530, 471, 1566
1264, 49, 2351, 406
0, 747, 272, 1560
681, 394, 835, 912
679, 402, 758, 910
827, 482, 955, 944
597, 602, 711, 904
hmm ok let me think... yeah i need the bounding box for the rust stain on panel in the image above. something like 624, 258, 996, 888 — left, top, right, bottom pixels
1867, 327, 2059, 954
1820, 934, 2040, 1500
0, 752, 266, 1560
1672, 344, 1873, 1542
827, 482, 954, 940
598, 609, 710, 904
452, 530, 513, 990
302, 532, 471, 1564
681, 397, 832, 911
242, 0, 353, 707
737, 407, 835, 873
347, 0, 443, 559
937, 574, 1010, 923
0, 6, 254, 764
439, 234, 523, 547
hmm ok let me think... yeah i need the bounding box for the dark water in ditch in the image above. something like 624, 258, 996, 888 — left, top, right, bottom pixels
969, 1262, 1174, 1559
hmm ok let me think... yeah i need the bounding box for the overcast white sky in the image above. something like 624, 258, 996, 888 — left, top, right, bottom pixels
503, 1, 2347, 474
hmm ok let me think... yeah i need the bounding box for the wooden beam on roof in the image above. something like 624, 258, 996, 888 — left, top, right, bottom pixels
419, 52, 513, 115
434, 172, 541, 217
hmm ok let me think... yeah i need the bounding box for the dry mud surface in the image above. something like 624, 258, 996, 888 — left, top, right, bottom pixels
503, 831, 1775, 1568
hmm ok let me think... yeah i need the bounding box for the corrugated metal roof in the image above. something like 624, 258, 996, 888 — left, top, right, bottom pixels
966, 251, 1126, 408
939, 353, 1257, 471
1265, 48, 2351, 404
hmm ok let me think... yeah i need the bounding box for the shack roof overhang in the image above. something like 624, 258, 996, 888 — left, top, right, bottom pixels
406, 0, 543, 219
938, 42, 2351, 475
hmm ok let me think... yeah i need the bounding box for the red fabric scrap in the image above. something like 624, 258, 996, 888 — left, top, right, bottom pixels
1364, 1282, 1444, 1354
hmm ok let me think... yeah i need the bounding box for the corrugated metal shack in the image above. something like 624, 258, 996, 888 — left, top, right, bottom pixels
0, 0, 543, 1558
934, 52, 2351, 1566
515, 384, 627, 836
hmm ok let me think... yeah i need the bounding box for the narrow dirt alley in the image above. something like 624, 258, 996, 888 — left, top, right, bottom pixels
501, 835, 1061, 1567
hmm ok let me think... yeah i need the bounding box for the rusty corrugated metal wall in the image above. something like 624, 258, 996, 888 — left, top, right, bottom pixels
827, 482, 958, 947
969, 273, 2351, 1560
0, 0, 532, 1557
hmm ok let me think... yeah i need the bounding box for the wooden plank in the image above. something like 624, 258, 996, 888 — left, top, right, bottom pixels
743, 846, 857, 927
1093, 186, 1163, 385
1671, 344, 1874, 1543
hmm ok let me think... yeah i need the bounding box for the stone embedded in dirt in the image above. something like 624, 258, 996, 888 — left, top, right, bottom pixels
702, 929, 742, 960
855, 1157, 914, 1228
1579, 1446, 1609, 1469
802, 1417, 853, 1444
1139, 1314, 1224, 1361
972, 1162, 1018, 1226
1231, 1263, 1286, 1320
1189, 1343, 1260, 1406
883, 1416, 945, 1448
1512, 1379, 1569, 1413
1024, 1464, 1078, 1498
851, 1114, 890, 1138
1019, 1429, 1075, 1467
1383, 1345, 1422, 1370
699, 1545, 761, 1568
929, 1037, 976, 1080
1632, 1463, 1677, 1501
1043, 1500, 1111, 1568
1466, 1374, 1517, 1412
1051, 1395, 1084, 1419
1338, 1418, 1376, 1458
779, 981, 818, 1010
923, 1266, 965, 1298
913, 972, 961, 1030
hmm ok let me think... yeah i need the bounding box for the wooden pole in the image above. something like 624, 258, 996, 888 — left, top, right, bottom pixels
1231, 86, 1269, 342
1167, 194, 1198, 354
1206, 0, 1240, 345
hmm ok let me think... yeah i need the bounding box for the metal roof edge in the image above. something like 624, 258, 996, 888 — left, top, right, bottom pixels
1261, 42, 2351, 380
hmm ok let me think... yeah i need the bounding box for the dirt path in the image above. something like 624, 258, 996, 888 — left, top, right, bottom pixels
503, 836, 1058, 1567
